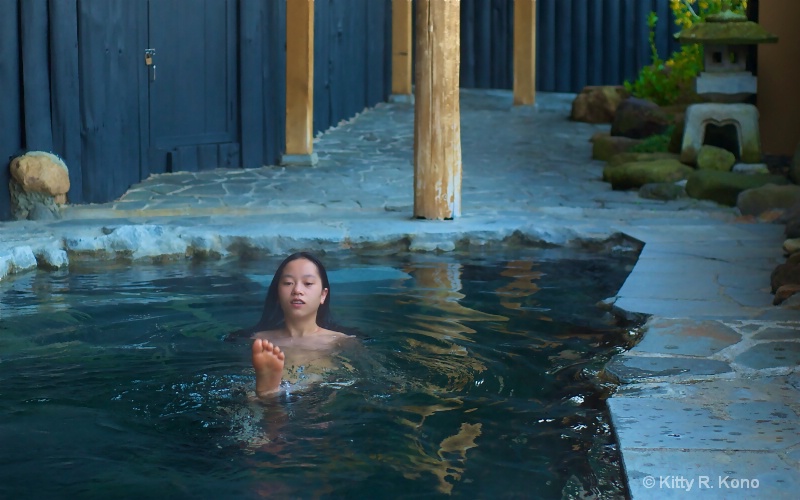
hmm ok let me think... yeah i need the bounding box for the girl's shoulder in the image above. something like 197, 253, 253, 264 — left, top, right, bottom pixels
319, 327, 355, 339
253, 328, 288, 339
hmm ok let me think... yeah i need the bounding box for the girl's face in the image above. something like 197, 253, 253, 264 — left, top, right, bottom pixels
277, 258, 329, 321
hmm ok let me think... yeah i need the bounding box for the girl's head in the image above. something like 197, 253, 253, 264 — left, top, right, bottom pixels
254, 252, 334, 332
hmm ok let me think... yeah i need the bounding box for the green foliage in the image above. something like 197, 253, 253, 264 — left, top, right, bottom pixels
625, 0, 750, 106
624, 13, 703, 106
628, 126, 675, 153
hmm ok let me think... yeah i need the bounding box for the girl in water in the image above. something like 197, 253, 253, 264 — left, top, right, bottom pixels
245, 252, 353, 397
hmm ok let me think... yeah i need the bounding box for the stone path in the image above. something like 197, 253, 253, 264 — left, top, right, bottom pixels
0, 89, 797, 498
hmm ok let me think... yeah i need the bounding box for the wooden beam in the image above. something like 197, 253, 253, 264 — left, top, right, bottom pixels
413, 0, 461, 220
391, 0, 413, 96
513, 0, 536, 106
284, 0, 315, 162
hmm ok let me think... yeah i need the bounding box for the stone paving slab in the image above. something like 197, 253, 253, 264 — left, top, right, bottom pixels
1, 89, 798, 498
610, 378, 800, 499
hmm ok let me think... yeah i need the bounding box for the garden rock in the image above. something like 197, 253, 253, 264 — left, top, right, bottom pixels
773, 284, 800, 305
571, 86, 628, 124
610, 97, 671, 139
737, 184, 800, 217
592, 135, 642, 162
770, 252, 800, 293
696, 145, 736, 172
9, 151, 70, 221
639, 182, 687, 201
685, 170, 789, 206
603, 159, 694, 190
783, 238, 800, 256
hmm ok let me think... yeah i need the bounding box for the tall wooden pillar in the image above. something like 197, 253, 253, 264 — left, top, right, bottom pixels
413, 0, 461, 220
391, 0, 413, 102
282, 0, 317, 166
513, 0, 536, 106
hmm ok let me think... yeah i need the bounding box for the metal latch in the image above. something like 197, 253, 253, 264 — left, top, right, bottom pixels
145, 48, 156, 81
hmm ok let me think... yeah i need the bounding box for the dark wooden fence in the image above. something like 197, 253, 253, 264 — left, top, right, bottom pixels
460, 0, 683, 91
1, 0, 681, 221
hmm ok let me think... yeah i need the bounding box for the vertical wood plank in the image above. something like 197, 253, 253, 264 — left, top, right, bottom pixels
391, 0, 413, 95
413, 0, 462, 220
49, 0, 83, 202
264, 0, 286, 165
554, 0, 571, 91
21, 0, 54, 151
571, 0, 588, 91
0, 0, 21, 220
285, 0, 315, 156
538, 0, 555, 90
587, 0, 603, 85
240, 0, 264, 168
513, 0, 536, 105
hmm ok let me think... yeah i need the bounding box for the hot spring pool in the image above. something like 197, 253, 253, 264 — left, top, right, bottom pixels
0, 247, 638, 498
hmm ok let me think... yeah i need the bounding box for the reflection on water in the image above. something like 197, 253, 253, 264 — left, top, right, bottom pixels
0, 248, 637, 498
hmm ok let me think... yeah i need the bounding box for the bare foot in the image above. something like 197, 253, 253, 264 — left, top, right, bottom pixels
252, 338, 285, 397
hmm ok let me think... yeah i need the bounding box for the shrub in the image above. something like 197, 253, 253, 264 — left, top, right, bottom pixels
625, 0, 749, 107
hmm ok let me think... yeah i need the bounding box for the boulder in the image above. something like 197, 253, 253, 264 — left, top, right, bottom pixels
696, 145, 736, 172
9, 151, 70, 196
737, 184, 800, 217
603, 159, 694, 190
685, 170, 789, 206
8, 151, 70, 221
592, 135, 641, 162
771, 252, 800, 293
773, 284, 800, 306
610, 97, 671, 139
639, 182, 687, 201
784, 238, 800, 255
571, 86, 629, 124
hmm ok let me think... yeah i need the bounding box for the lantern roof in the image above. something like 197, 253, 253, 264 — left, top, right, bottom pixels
677, 11, 778, 45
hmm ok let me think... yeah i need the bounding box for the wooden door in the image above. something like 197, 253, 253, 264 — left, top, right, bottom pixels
147, 0, 240, 174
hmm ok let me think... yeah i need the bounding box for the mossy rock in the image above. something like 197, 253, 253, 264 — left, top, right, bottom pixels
603, 159, 695, 190
685, 170, 790, 206
639, 182, 687, 201
607, 152, 680, 168
592, 135, 641, 162
737, 184, 800, 216
697, 145, 736, 172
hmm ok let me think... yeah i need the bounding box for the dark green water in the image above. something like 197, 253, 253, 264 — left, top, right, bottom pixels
0, 247, 637, 499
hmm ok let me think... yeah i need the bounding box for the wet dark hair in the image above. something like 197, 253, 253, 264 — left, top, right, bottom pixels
227, 252, 337, 340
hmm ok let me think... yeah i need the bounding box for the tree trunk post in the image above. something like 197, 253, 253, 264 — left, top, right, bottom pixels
413, 0, 462, 220
513, 0, 536, 106
390, 0, 413, 103
282, 0, 317, 166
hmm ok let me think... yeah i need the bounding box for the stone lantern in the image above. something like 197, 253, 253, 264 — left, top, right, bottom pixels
678, 6, 778, 166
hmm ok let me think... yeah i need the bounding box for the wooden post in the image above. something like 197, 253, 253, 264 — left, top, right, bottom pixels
282, 0, 316, 166
391, 0, 413, 102
413, 0, 461, 220
513, 0, 536, 106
